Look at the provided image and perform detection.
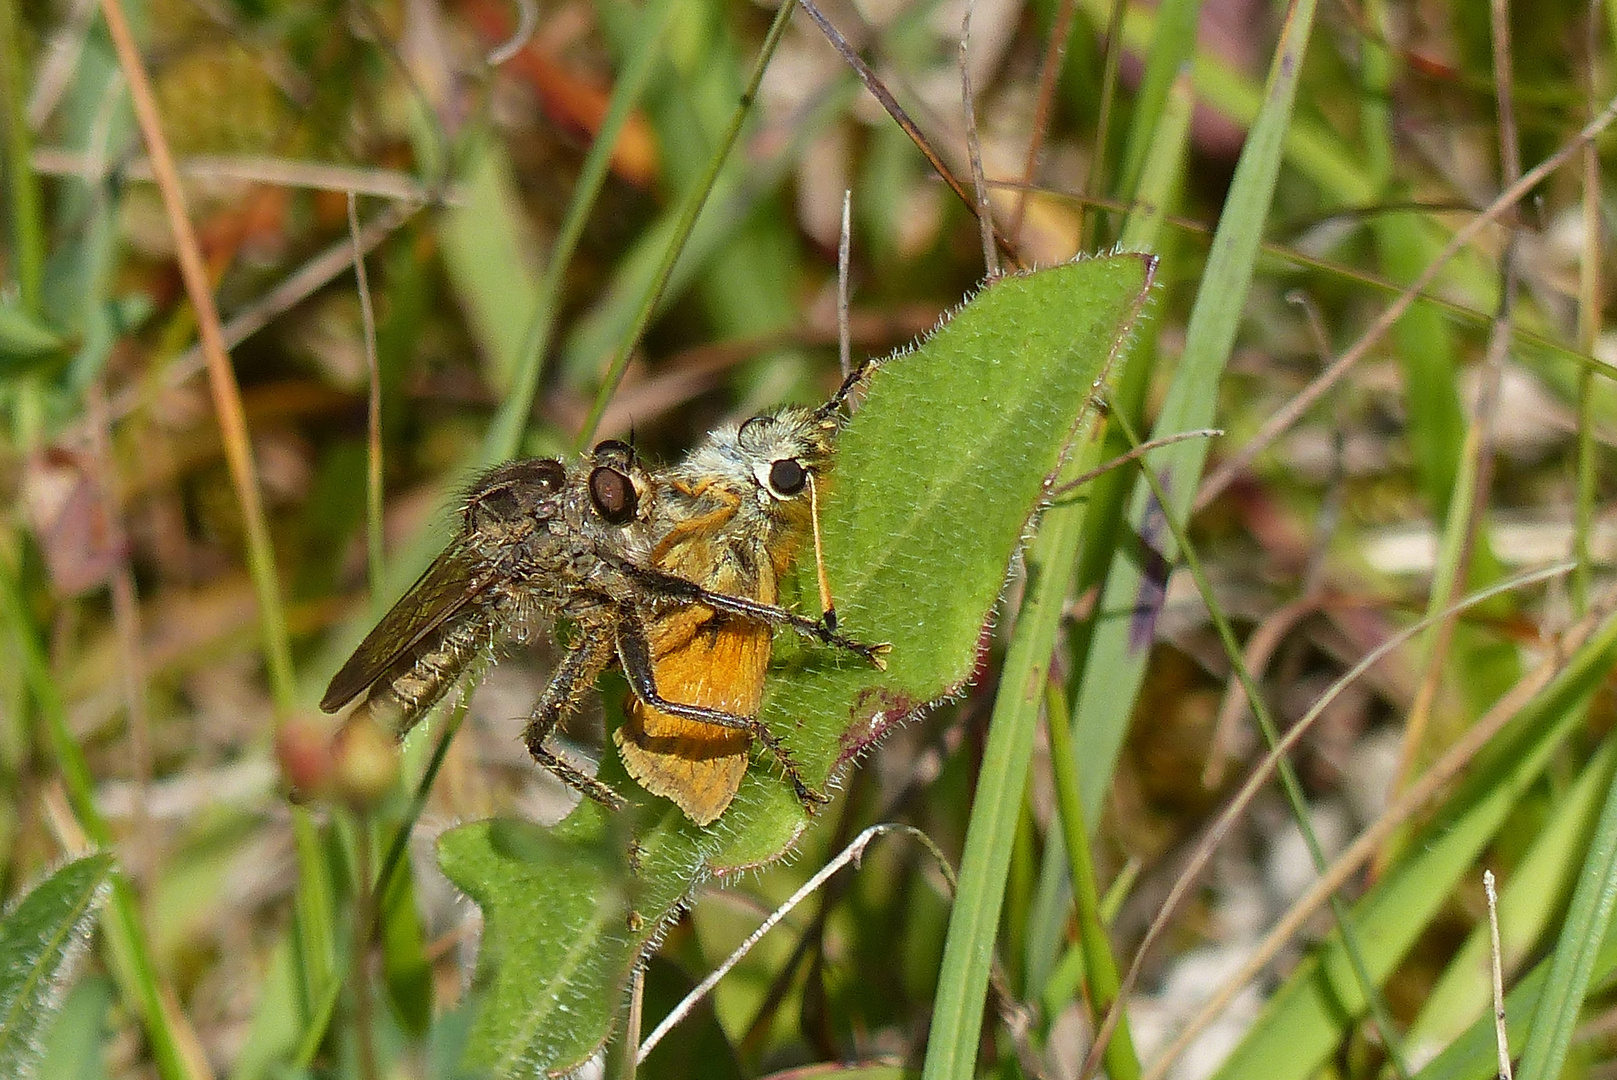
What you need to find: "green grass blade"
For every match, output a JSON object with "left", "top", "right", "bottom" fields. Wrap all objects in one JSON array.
[
  {"left": 227, "top": 937, "right": 300, "bottom": 1080},
  {"left": 0, "top": 853, "right": 113, "bottom": 1080},
  {"left": 1513, "top": 751, "right": 1617, "bottom": 1080},
  {"left": 572, "top": 0, "right": 800, "bottom": 447},
  {"left": 0, "top": 304, "right": 68, "bottom": 369},
  {"left": 1208, "top": 608, "right": 1617, "bottom": 1080},
  {"left": 1413, "top": 873, "right": 1617, "bottom": 1080},
  {"left": 1115, "top": 0, "right": 1201, "bottom": 200},
  {"left": 1023, "top": 69, "right": 1195, "bottom": 998},
  {"left": 1070, "top": 0, "right": 1318, "bottom": 824},
  {"left": 557, "top": 81, "right": 850, "bottom": 392},
  {"left": 1075, "top": 0, "right": 1370, "bottom": 204},
  {"left": 479, "top": 0, "right": 683, "bottom": 465},
  {"left": 439, "top": 256, "right": 1155, "bottom": 1076},
  {"left": 920, "top": 456, "right": 1106, "bottom": 1080},
  {"left": 0, "top": 0, "right": 44, "bottom": 317},
  {"left": 0, "top": 561, "right": 201, "bottom": 1080},
  {"left": 378, "top": 858, "right": 432, "bottom": 1037},
  {"left": 1115, "top": 409, "right": 1409, "bottom": 1071},
  {"left": 1045, "top": 680, "right": 1139, "bottom": 1080},
  {"left": 1407, "top": 738, "right": 1617, "bottom": 1058},
  {"left": 1118, "top": 70, "right": 1194, "bottom": 253},
  {"left": 438, "top": 134, "right": 542, "bottom": 396},
  {"left": 595, "top": 0, "right": 806, "bottom": 358}
]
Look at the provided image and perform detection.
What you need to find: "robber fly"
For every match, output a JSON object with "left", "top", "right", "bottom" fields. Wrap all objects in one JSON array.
[
  {"left": 321, "top": 439, "right": 880, "bottom": 809},
  {"left": 615, "top": 369, "right": 886, "bottom": 824}
]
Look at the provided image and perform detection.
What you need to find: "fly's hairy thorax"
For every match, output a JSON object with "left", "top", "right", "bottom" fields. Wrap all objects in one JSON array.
[{"left": 324, "top": 452, "right": 658, "bottom": 737}]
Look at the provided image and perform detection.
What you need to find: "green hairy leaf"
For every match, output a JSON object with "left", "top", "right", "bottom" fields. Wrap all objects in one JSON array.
[
  {"left": 438, "top": 253, "right": 1156, "bottom": 1075},
  {"left": 0, "top": 853, "right": 114, "bottom": 1080}
]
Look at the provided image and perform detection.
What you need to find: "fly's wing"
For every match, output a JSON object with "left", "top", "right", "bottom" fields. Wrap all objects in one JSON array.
[
  {"left": 320, "top": 543, "right": 499, "bottom": 712},
  {"left": 614, "top": 605, "right": 769, "bottom": 826}
]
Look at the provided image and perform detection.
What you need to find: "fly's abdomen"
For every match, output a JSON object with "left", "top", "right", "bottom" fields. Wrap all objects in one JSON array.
[{"left": 360, "top": 607, "right": 500, "bottom": 734}]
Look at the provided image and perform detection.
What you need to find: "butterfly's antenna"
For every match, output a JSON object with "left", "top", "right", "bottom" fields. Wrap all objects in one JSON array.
[
  {"left": 806, "top": 472, "right": 836, "bottom": 631},
  {"left": 813, "top": 355, "right": 879, "bottom": 423}
]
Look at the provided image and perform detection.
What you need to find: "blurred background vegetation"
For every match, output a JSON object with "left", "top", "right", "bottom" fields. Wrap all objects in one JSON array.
[{"left": 5, "top": 0, "right": 1617, "bottom": 1076}]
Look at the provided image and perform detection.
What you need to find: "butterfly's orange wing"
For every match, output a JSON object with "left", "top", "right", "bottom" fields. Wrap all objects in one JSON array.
[{"left": 614, "top": 603, "right": 769, "bottom": 825}]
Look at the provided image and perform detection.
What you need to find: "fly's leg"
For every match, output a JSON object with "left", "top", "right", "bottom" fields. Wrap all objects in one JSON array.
[
  {"left": 615, "top": 561, "right": 889, "bottom": 668},
  {"left": 613, "top": 603, "right": 830, "bottom": 810},
  {"left": 524, "top": 623, "right": 626, "bottom": 811}
]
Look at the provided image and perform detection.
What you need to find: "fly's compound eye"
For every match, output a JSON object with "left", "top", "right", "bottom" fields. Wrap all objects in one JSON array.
[
  {"left": 768, "top": 458, "right": 806, "bottom": 497},
  {"left": 592, "top": 439, "right": 635, "bottom": 466},
  {"left": 589, "top": 466, "right": 639, "bottom": 524},
  {"left": 469, "top": 486, "right": 521, "bottom": 527},
  {"left": 521, "top": 458, "right": 568, "bottom": 491}
]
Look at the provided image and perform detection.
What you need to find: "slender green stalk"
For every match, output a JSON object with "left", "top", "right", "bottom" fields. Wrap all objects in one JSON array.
[
  {"left": 376, "top": 701, "right": 467, "bottom": 920},
  {"left": 1081, "top": 0, "right": 1128, "bottom": 248},
  {"left": 352, "top": 820, "right": 379, "bottom": 1080},
  {"left": 1513, "top": 766, "right": 1617, "bottom": 1080},
  {"left": 1004, "top": 798, "right": 1037, "bottom": 993},
  {"left": 1573, "top": 18, "right": 1601, "bottom": 616},
  {"left": 349, "top": 196, "right": 385, "bottom": 601},
  {"left": 1044, "top": 679, "right": 1139, "bottom": 1080},
  {"left": 1024, "top": 70, "right": 1192, "bottom": 1001},
  {"left": 1070, "top": 0, "right": 1316, "bottom": 828},
  {"left": 920, "top": 454, "right": 1099, "bottom": 1080},
  {"left": 1607, "top": 0, "right": 1617, "bottom": 74},
  {"left": 0, "top": 0, "right": 44, "bottom": 315},
  {"left": 480, "top": 0, "right": 684, "bottom": 466},
  {"left": 1361, "top": 0, "right": 1472, "bottom": 534},
  {"left": 295, "top": 699, "right": 469, "bottom": 1067},
  {"left": 0, "top": 0, "right": 47, "bottom": 450},
  {"left": 1357, "top": 0, "right": 1393, "bottom": 190},
  {"left": 1115, "top": 0, "right": 1201, "bottom": 199},
  {"left": 606, "top": 968, "right": 643, "bottom": 1080},
  {"left": 572, "top": 0, "right": 800, "bottom": 450},
  {"left": 290, "top": 811, "right": 337, "bottom": 1047},
  {"left": 1110, "top": 408, "right": 1410, "bottom": 1077}
]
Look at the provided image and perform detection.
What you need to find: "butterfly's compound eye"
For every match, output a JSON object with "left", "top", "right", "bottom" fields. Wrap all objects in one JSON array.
[
  {"left": 768, "top": 458, "right": 806, "bottom": 497},
  {"left": 590, "top": 467, "right": 639, "bottom": 524}
]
